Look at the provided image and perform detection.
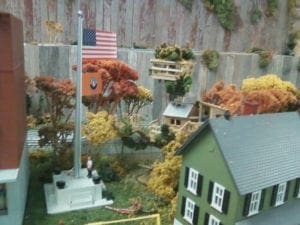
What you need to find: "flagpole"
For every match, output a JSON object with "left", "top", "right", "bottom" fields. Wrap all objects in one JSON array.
[{"left": 74, "top": 10, "right": 83, "bottom": 179}]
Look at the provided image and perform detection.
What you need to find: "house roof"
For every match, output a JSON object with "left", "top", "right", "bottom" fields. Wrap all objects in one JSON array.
[
  {"left": 235, "top": 199, "right": 300, "bottom": 225},
  {"left": 176, "top": 112, "right": 300, "bottom": 195},
  {"left": 163, "top": 103, "right": 194, "bottom": 118}
]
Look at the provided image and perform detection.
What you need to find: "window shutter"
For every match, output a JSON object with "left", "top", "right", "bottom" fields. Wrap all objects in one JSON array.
[
  {"left": 259, "top": 189, "right": 266, "bottom": 211},
  {"left": 193, "top": 205, "right": 199, "bottom": 225},
  {"left": 207, "top": 181, "right": 214, "bottom": 204},
  {"left": 222, "top": 190, "right": 230, "bottom": 214},
  {"left": 243, "top": 193, "right": 251, "bottom": 216},
  {"left": 270, "top": 185, "right": 279, "bottom": 206},
  {"left": 284, "top": 181, "right": 290, "bottom": 202},
  {"left": 294, "top": 178, "right": 300, "bottom": 197},
  {"left": 184, "top": 167, "right": 190, "bottom": 188},
  {"left": 196, "top": 174, "right": 203, "bottom": 196},
  {"left": 204, "top": 213, "right": 209, "bottom": 225},
  {"left": 181, "top": 197, "right": 186, "bottom": 216}
]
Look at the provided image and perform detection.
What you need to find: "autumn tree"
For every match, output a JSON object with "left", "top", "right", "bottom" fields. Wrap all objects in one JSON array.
[
  {"left": 35, "top": 76, "right": 75, "bottom": 158},
  {"left": 82, "top": 111, "right": 118, "bottom": 146},
  {"left": 147, "top": 132, "right": 187, "bottom": 202},
  {"left": 77, "top": 59, "right": 139, "bottom": 114},
  {"left": 123, "top": 85, "right": 153, "bottom": 116}
]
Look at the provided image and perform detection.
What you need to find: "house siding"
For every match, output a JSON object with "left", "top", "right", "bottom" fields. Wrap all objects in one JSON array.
[
  {"left": 0, "top": 144, "right": 29, "bottom": 225},
  {"left": 175, "top": 128, "right": 240, "bottom": 225},
  {"left": 236, "top": 179, "right": 299, "bottom": 222}
]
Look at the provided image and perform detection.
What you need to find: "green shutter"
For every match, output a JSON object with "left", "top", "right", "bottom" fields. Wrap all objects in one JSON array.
[
  {"left": 204, "top": 213, "right": 209, "bottom": 225},
  {"left": 207, "top": 181, "right": 214, "bottom": 204},
  {"left": 284, "top": 181, "right": 290, "bottom": 202},
  {"left": 259, "top": 189, "right": 266, "bottom": 211},
  {"left": 184, "top": 167, "right": 189, "bottom": 188},
  {"left": 222, "top": 190, "right": 230, "bottom": 214},
  {"left": 243, "top": 193, "right": 251, "bottom": 216},
  {"left": 197, "top": 174, "right": 203, "bottom": 196},
  {"left": 270, "top": 185, "right": 279, "bottom": 206},
  {"left": 294, "top": 178, "right": 300, "bottom": 197},
  {"left": 181, "top": 196, "right": 186, "bottom": 216},
  {"left": 193, "top": 205, "right": 199, "bottom": 225}
]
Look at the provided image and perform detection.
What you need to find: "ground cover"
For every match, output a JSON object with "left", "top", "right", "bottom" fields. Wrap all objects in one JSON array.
[{"left": 23, "top": 157, "right": 172, "bottom": 225}]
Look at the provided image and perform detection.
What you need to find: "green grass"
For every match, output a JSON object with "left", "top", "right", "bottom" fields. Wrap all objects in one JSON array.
[{"left": 23, "top": 163, "right": 172, "bottom": 225}]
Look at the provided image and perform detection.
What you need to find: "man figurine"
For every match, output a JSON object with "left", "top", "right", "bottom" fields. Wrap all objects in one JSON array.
[{"left": 87, "top": 156, "right": 93, "bottom": 178}]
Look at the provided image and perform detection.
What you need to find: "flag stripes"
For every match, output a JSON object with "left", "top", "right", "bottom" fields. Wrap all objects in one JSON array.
[{"left": 82, "top": 29, "right": 117, "bottom": 59}]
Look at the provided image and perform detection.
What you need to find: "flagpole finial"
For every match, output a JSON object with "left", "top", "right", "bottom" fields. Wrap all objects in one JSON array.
[{"left": 78, "top": 10, "right": 83, "bottom": 17}]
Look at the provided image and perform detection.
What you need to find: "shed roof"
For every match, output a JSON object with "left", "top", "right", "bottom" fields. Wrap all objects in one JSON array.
[
  {"left": 176, "top": 112, "right": 300, "bottom": 195},
  {"left": 163, "top": 103, "right": 194, "bottom": 118}
]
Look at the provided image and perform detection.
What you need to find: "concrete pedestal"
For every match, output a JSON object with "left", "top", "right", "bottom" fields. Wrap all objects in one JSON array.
[{"left": 44, "top": 169, "right": 113, "bottom": 214}]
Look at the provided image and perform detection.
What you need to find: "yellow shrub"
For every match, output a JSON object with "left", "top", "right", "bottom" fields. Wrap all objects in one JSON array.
[{"left": 242, "top": 74, "right": 297, "bottom": 93}]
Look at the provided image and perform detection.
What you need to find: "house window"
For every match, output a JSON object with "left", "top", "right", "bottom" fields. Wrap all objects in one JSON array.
[
  {"left": 275, "top": 182, "right": 287, "bottom": 206},
  {"left": 187, "top": 168, "right": 198, "bottom": 195},
  {"left": 184, "top": 198, "right": 195, "bottom": 224},
  {"left": 171, "top": 119, "right": 175, "bottom": 124},
  {"left": 248, "top": 190, "right": 261, "bottom": 216},
  {"left": 176, "top": 119, "right": 181, "bottom": 126},
  {"left": 208, "top": 214, "right": 220, "bottom": 225},
  {"left": 0, "top": 184, "right": 7, "bottom": 215},
  {"left": 211, "top": 183, "right": 225, "bottom": 212}
]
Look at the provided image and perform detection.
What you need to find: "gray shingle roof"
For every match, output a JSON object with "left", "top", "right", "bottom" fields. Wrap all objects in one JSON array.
[
  {"left": 163, "top": 103, "right": 194, "bottom": 118},
  {"left": 235, "top": 199, "right": 300, "bottom": 225},
  {"left": 177, "top": 112, "right": 300, "bottom": 195}
]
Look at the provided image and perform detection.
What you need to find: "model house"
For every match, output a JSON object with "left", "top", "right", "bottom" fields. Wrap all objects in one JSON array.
[
  {"left": 173, "top": 112, "right": 300, "bottom": 225},
  {"left": 163, "top": 102, "right": 199, "bottom": 130},
  {"left": 0, "top": 12, "right": 29, "bottom": 225}
]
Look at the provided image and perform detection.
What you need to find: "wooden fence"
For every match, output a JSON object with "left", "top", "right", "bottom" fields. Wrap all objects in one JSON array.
[
  {"left": 24, "top": 44, "right": 300, "bottom": 122},
  {"left": 0, "top": 0, "right": 290, "bottom": 52}
]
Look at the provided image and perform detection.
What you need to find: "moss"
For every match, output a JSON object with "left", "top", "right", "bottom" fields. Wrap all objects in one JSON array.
[
  {"left": 154, "top": 43, "right": 195, "bottom": 61},
  {"left": 201, "top": 49, "right": 219, "bottom": 71},
  {"left": 202, "top": 0, "right": 238, "bottom": 31},
  {"left": 250, "top": 7, "right": 262, "bottom": 25},
  {"left": 288, "top": 0, "right": 297, "bottom": 16},
  {"left": 247, "top": 47, "right": 273, "bottom": 69},
  {"left": 265, "top": 0, "right": 278, "bottom": 17},
  {"left": 178, "top": 0, "right": 194, "bottom": 11}
]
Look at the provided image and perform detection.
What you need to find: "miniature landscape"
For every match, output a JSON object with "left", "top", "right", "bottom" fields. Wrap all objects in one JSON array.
[{"left": 0, "top": 1, "right": 300, "bottom": 225}]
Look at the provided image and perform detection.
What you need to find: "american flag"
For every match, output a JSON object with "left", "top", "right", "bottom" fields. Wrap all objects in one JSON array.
[{"left": 82, "top": 29, "right": 117, "bottom": 59}]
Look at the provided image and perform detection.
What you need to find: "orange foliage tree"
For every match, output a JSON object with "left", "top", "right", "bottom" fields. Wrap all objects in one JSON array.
[
  {"left": 35, "top": 76, "right": 75, "bottom": 157},
  {"left": 74, "top": 59, "right": 139, "bottom": 113}
]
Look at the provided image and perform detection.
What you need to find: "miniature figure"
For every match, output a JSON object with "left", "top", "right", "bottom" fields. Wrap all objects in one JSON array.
[{"left": 87, "top": 156, "right": 93, "bottom": 178}]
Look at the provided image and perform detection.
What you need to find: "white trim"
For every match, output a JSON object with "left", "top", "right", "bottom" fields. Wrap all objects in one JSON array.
[
  {"left": 211, "top": 182, "right": 225, "bottom": 212},
  {"left": 173, "top": 218, "right": 183, "bottom": 225},
  {"left": 184, "top": 198, "right": 195, "bottom": 224},
  {"left": 208, "top": 214, "right": 220, "bottom": 225},
  {"left": 298, "top": 184, "right": 300, "bottom": 198},
  {"left": 187, "top": 168, "right": 198, "bottom": 195},
  {"left": 275, "top": 182, "right": 286, "bottom": 206},
  {"left": 248, "top": 190, "right": 261, "bottom": 216}
]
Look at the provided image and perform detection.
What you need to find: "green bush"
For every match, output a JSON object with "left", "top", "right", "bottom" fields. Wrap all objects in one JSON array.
[
  {"left": 202, "top": 0, "right": 237, "bottom": 31},
  {"left": 201, "top": 49, "right": 219, "bottom": 70}
]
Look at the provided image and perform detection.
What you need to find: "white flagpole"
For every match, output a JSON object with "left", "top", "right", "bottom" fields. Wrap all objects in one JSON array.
[{"left": 74, "top": 10, "right": 83, "bottom": 178}]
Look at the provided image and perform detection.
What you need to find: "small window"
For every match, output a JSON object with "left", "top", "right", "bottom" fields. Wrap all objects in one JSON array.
[
  {"left": 187, "top": 168, "right": 198, "bottom": 195},
  {"left": 184, "top": 198, "right": 195, "bottom": 224},
  {"left": 208, "top": 214, "right": 220, "bottom": 225},
  {"left": 0, "top": 184, "right": 7, "bottom": 215},
  {"left": 275, "top": 182, "right": 286, "bottom": 206},
  {"left": 211, "top": 183, "right": 225, "bottom": 212},
  {"left": 248, "top": 190, "right": 261, "bottom": 216},
  {"left": 170, "top": 119, "right": 175, "bottom": 124},
  {"left": 176, "top": 119, "right": 181, "bottom": 125}
]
